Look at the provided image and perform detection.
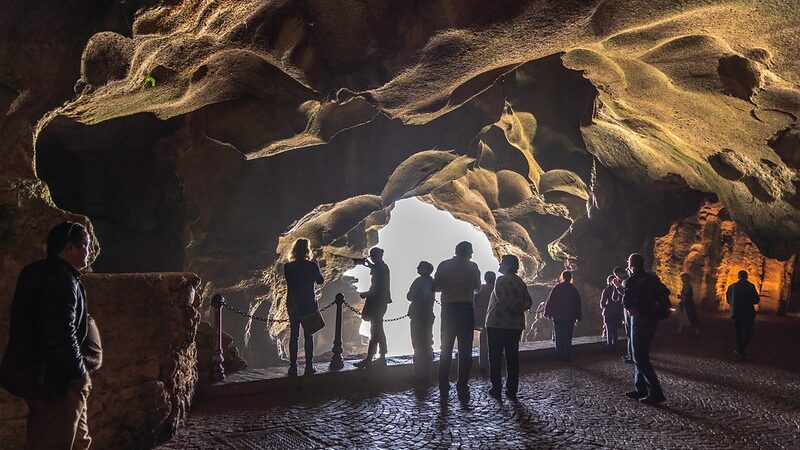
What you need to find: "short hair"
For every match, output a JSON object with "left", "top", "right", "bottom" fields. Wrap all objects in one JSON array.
[
  {"left": 484, "top": 271, "right": 497, "bottom": 283},
  {"left": 455, "top": 241, "right": 473, "bottom": 257},
  {"left": 369, "top": 247, "right": 384, "bottom": 259},
  {"left": 628, "top": 253, "right": 645, "bottom": 270},
  {"left": 501, "top": 255, "right": 520, "bottom": 273},
  {"left": 561, "top": 270, "right": 572, "bottom": 282},
  {"left": 47, "top": 222, "right": 88, "bottom": 256},
  {"left": 290, "top": 238, "right": 312, "bottom": 261},
  {"left": 680, "top": 272, "right": 691, "bottom": 282},
  {"left": 738, "top": 270, "right": 748, "bottom": 280},
  {"left": 418, "top": 261, "right": 434, "bottom": 275},
  {"left": 607, "top": 275, "right": 616, "bottom": 284},
  {"left": 613, "top": 266, "right": 626, "bottom": 276}
]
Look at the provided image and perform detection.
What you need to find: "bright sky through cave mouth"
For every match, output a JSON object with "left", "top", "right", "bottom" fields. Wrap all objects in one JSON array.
[{"left": 345, "top": 197, "right": 499, "bottom": 356}]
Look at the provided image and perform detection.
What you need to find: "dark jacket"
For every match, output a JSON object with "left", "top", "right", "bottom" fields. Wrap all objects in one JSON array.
[
  {"left": 362, "top": 261, "right": 391, "bottom": 320},
  {"left": 544, "top": 282, "right": 582, "bottom": 321},
  {"left": 726, "top": 279, "right": 760, "bottom": 319},
  {"left": 284, "top": 259, "right": 324, "bottom": 319},
  {"left": 1, "top": 257, "right": 88, "bottom": 398},
  {"left": 622, "top": 270, "right": 647, "bottom": 312},
  {"left": 600, "top": 285, "right": 623, "bottom": 323}
]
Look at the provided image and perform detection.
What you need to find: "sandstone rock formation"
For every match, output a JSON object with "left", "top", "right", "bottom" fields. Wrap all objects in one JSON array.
[{"left": 1, "top": 0, "right": 798, "bottom": 372}]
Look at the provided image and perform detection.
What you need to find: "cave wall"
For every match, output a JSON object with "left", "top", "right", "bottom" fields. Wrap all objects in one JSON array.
[
  {"left": 654, "top": 200, "right": 796, "bottom": 313},
  {"left": 0, "top": 0, "right": 797, "bottom": 372},
  {"left": 0, "top": 273, "right": 201, "bottom": 450}
]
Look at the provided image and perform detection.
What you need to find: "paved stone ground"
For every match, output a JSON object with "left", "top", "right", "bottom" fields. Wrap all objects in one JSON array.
[{"left": 157, "top": 313, "right": 800, "bottom": 449}]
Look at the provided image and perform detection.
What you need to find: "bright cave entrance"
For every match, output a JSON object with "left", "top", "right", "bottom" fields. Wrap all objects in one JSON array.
[{"left": 345, "top": 197, "right": 499, "bottom": 357}]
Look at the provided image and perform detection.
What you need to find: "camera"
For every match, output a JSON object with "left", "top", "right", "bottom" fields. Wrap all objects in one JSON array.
[{"left": 352, "top": 258, "right": 368, "bottom": 266}]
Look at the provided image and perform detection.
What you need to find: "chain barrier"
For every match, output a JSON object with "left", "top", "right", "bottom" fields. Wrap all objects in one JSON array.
[
  {"left": 221, "top": 300, "right": 338, "bottom": 323},
  {"left": 341, "top": 299, "right": 409, "bottom": 322}
]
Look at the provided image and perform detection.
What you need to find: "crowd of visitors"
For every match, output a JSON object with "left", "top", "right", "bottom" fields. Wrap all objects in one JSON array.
[{"left": 0, "top": 224, "right": 771, "bottom": 448}]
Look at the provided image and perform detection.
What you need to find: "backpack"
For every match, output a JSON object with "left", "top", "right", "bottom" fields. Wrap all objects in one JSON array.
[{"left": 637, "top": 273, "right": 671, "bottom": 320}]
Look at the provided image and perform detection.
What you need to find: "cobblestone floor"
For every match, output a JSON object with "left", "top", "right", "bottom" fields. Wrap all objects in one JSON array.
[{"left": 157, "top": 313, "right": 800, "bottom": 449}]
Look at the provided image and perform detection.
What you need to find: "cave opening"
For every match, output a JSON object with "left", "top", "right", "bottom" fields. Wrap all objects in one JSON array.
[{"left": 344, "top": 197, "right": 499, "bottom": 356}]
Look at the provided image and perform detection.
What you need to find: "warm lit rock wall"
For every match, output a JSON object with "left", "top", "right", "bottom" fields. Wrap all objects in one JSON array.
[
  {"left": 0, "top": 273, "right": 202, "bottom": 450},
  {"left": 654, "top": 201, "right": 795, "bottom": 313}
]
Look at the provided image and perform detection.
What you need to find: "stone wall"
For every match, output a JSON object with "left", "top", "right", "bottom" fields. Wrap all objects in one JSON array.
[
  {"left": 0, "top": 273, "right": 202, "bottom": 450},
  {"left": 654, "top": 201, "right": 796, "bottom": 313}
]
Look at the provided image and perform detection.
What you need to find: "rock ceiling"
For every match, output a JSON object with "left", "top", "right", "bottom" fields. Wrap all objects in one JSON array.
[{"left": 1, "top": 0, "right": 798, "bottom": 362}]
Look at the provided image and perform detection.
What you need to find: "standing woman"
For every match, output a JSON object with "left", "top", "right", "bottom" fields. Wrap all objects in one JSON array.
[
  {"left": 284, "top": 238, "right": 325, "bottom": 376},
  {"left": 677, "top": 272, "right": 701, "bottom": 336},
  {"left": 600, "top": 275, "right": 624, "bottom": 351},
  {"left": 485, "top": 255, "right": 532, "bottom": 399}
]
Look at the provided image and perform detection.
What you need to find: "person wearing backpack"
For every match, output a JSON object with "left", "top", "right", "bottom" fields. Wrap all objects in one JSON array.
[
  {"left": 0, "top": 222, "right": 100, "bottom": 449},
  {"left": 621, "top": 253, "right": 666, "bottom": 405}
]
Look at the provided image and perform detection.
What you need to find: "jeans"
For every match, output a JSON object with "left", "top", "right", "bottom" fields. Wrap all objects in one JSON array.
[
  {"left": 26, "top": 375, "right": 91, "bottom": 450},
  {"left": 631, "top": 316, "right": 663, "bottom": 396},
  {"left": 734, "top": 317, "right": 755, "bottom": 355},
  {"left": 624, "top": 312, "right": 633, "bottom": 358},
  {"left": 605, "top": 320, "right": 618, "bottom": 349},
  {"left": 410, "top": 317, "right": 434, "bottom": 381},
  {"left": 487, "top": 328, "right": 522, "bottom": 394},
  {"left": 289, "top": 319, "right": 314, "bottom": 367},
  {"left": 439, "top": 303, "right": 474, "bottom": 391},
  {"left": 553, "top": 319, "right": 575, "bottom": 360},
  {"left": 367, "top": 316, "right": 388, "bottom": 358},
  {"left": 479, "top": 329, "right": 488, "bottom": 369}
]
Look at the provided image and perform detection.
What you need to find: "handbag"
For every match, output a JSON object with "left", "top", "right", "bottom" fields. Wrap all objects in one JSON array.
[{"left": 299, "top": 310, "right": 325, "bottom": 335}]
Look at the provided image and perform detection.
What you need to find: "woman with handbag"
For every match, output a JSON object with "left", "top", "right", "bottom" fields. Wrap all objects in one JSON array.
[{"left": 284, "top": 238, "right": 325, "bottom": 376}]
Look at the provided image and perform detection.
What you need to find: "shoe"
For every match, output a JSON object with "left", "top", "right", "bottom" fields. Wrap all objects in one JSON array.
[
  {"left": 734, "top": 350, "right": 746, "bottom": 361},
  {"left": 487, "top": 388, "right": 501, "bottom": 399},
  {"left": 304, "top": 365, "right": 316, "bottom": 376},
  {"left": 625, "top": 390, "right": 647, "bottom": 400},
  {"left": 374, "top": 357, "right": 388, "bottom": 368},
  {"left": 353, "top": 358, "right": 373, "bottom": 369},
  {"left": 288, "top": 365, "right": 298, "bottom": 377},
  {"left": 640, "top": 394, "right": 666, "bottom": 405},
  {"left": 457, "top": 387, "right": 470, "bottom": 401}
]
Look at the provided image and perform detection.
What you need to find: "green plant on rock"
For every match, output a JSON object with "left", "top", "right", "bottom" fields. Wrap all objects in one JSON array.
[{"left": 143, "top": 74, "right": 156, "bottom": 88}]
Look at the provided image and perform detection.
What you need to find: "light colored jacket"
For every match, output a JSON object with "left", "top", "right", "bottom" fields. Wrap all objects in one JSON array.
[{"left": 486, "top": 274, "right": 533, "bottom": 329}]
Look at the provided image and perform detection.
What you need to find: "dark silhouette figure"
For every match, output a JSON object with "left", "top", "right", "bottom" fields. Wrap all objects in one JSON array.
[
  {"left": 677, "top": 272, "right": 701, "bottom": 336},
  {"left": 544, "top": 271, "right": 582, "bottom": 361},
  {"left": 283, "top": 238, "right": 325, "bottom": 376},
  {"left": 474, "top": 271, "right": 496, "bottom": 373},
  {"left": 600, "top": 275, "right": 624, "bottom": 351},
  {"left": 434, "top": 241, "right": 481, "bottom": 400},
  {"left": 0, "top": 222, "right": 97, "bottom": 449},
  {"left": 622, "top": 253, "right": 666, "bottom": 405},
  {"left": 726, "top": 270, "right": 760, "bottom": 361},
  {"left": 355, "top": 247, "right": 392, "bottom": 369},
  {"left": 485, "top": 255, "right": 532, "bottom": 399},
  {"left": 407, "top": 261, "right": 435, "bottom": 384},
  {"left": 614, "top": 266, "right": 633, "bottom": 363}
]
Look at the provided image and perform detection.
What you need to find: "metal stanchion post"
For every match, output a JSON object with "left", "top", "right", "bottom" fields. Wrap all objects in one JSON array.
[
  {"left": 329, "top": 293, "right": 345, "bottom": 371},
  {"left": 211, "top": 294, "right": 226, "bottom": 381}
]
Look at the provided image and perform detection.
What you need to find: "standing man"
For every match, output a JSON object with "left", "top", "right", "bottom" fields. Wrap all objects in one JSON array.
[
  {"left": 614, "top": 266, "right": 633, "bottom": 363},
  {"left": 544, "top": 271, "right": 582, "bottom": 361},
  {"left": 1, "top": 221, "right": 98, "bottom": 449},
  {"left": 473, "top": 271, "right": 496, "bottom": 374},
  {"left": 622, "top": 253, "right": 666, "bottom": 405},
  {"left": 354, "top": 247, "right": 392, "bottom": 369},
  {"left": 726, "top": 270, "right": 760, "bottom": 361},
  {"left": 434, "top": 241, "right": 481, "bottom": 400}
]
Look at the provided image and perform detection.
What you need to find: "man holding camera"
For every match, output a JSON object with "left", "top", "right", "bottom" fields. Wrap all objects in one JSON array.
[{"left": 354, "top": 247, "right": 392, "bottom": 369}]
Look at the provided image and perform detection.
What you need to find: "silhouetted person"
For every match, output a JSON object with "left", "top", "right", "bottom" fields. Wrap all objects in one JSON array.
[
  {"left": 726, "top": 270, "right": 760, "bottom": 361},
  {"left": 0, "top": 222, "right": 97, "bottom": 449},
  {"left": 434, "top": 241, "right": 481, "bottom": 400},
  {"left": 601, "top": 275, "right": 624, "bottom": 351},
  {"left": 474, "top": 271, "right": 496, "bottom": 373},
  {"left": 622, "top": 253, "right": 666, "bottom": 405},
  {"left": 614, "top": 266, "right": 633, "bottom": 363},
  {"left": 283, "top": 238, "right": 325, "bottom": 376},
  {"left": 485, "top": 255, "right": 532, "bottom": 399},
  {"left": 407, "top": 261, "right": 435, "bottom": 384},
  {"left": 355, "top": 247, "right": 392, "bottom": 369},
  {"left": 544, "top": 271, "right": 582, "bottom": 361},
  {"left": 677, "top": 272, "right": 700, "bottom": 336}
]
